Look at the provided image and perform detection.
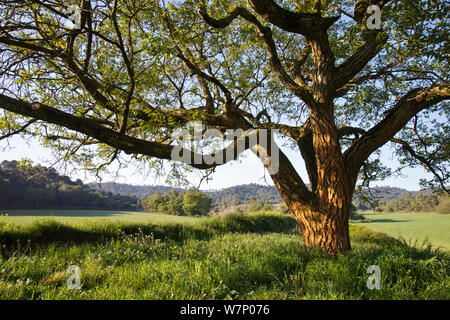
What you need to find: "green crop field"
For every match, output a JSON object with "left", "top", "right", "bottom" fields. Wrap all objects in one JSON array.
[
  {"left": 358, "top": 212, "right": 450, "bottom": 252},
  {"left": 0, "top": 210, "right": 448, "bottom": 299}
]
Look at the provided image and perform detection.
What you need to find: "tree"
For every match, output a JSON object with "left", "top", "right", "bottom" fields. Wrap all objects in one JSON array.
[
  {"left": 0, "top": 160, "right": 137, "bottom": 210},
  {"left": 434, "top": 197, "right": 450, "bottom": 214},
  {"left": 248, "top": 198, "right": 266, "bottom": 212},
  {"left": 0, "top": 0, "right": 448, "bottom": 256},
  {"left": 182, "top": 189, "right": 213, "bottom": 216},
  {"left": 384, "top": 200, "right": 393, "bottom": 213},
  {"left": 141, "top": 191, "right": 165, "bottom": 213}
]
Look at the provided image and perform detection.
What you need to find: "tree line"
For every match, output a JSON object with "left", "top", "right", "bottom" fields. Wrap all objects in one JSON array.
[
  {"left": 384, "top": 193, "right": 449, "bottom": 214},
  {"left": 0, "top": 160, "right": 137, "bottom": 210},
  {"left": 141, "top": 189, "right": 212, "bottom": 216}
]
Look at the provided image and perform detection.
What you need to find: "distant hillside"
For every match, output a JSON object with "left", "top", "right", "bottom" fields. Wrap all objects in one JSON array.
[
  {"left": 89, "top": 182, "right": 283, "bottom": 205},
  {"left": 90, "top": 182, "right": 426, "bottom": 209},
  {"left": 2, "top": 160, "right": 445, "bottom": 213},
  {"left": 207, "top": 184, "right": 283, "bottom": 205},
  {"left": 89, "top": 182, "right": 185, "bottom": 199},
  {"left": 0, "top": 161, "right": 137, "bottom": 210}
]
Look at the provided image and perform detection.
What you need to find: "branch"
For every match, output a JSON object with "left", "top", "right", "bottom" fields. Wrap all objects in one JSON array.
[
  {"left": 247, "top": 0, "right": 338, "bottom": 36},
  {"left": 174, "top": 46, "right": 221, "bottom": 113},
  {"left": 0, "top": 119, "right": 37, "bottom": 140},
  {"left": 334, "top": 60, "right": 402, "bottom": 97},
  {"left": 338, "top": 126, "right": 366, "bottom": 138},
  {"left": 344, "top": 84, "right": 450, "bottom": 185},
  {"left": 111, "top": 0, "right": 135, "bottom": 134},
  {"left": 291, "top": 44, "right": 311, "bottom": 84},
  {"left": 0, "top": 94, "right": 258, "bottom": 170},
  {"left": 175, "top": 46, "right": 233, "bottom": 106},
  {"left": 333, "top": 0, "right": 393, "bottom": 92},
  {"left": 391, "top": 138, "right": 449, "bottom": 194},
  {"left": 199, "top": 5, "right": 315, "bottom": 106},
  {"left": 0, "top": 34, "right": 115, "bottom": 114}
]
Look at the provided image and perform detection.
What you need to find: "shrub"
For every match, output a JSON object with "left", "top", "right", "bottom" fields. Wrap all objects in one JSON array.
[
  {"left": 247, "top": 199, "right": 266, "bottom": 212},
  {"left": 435, "top": 198, "right": 450, "bottom": 214},
  {"left": 141, "top": 190, "right": 184, "bottom": 215},
  {"left": 182, "top": 189, "right": 213, "bottom": 216}
]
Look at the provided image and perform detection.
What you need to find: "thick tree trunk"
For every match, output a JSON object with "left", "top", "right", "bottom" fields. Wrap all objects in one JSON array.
[
  {"left": 269, "top": 105, "right": 354, "bottom": 257},
  {"left": 289, "top": 201, "right": 351, "bottom": 256},
  {"left": 271, "top": 149, "right": 353, "bottom": 257}
]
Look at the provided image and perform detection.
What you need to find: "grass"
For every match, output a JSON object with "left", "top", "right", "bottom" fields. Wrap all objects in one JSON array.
[
  {"left": 0, "top": 210, "right": 448, "bottom": 300},
  {"left": 0, "top": 210, "right": 200, "bottom": 225},
  {"left": 358, "top": 212, "right": 450, "bottom": 252}
]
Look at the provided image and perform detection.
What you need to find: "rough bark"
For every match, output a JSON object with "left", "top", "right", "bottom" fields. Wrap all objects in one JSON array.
[
  {"left": 290, "top": 201, "right": 351, "bottom": 256},
  {"left": 270, "top": 146, "right": 352, "bottom": 257},
  {"left": 268, "top": 120, "right": 352, "bottom": 256}
]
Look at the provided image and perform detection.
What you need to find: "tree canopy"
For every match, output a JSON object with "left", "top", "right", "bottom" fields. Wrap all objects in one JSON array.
[{"left": 0, "top": 0, "right": 448, "bottom": 255}]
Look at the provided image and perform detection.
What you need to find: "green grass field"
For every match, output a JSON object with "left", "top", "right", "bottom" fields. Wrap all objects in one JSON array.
[
  {"left": 0, "top": 210, "right": 448, "bottom": 299},
  {"left": 358, "top": 212, "right": 450, "bottom": 252},
  {"left": 0, "top": 210, "right": 199, "bottom": 225}
]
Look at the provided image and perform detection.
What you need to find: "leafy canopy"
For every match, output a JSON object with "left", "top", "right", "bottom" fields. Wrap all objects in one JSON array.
[{"left": 0, "top": 0, "right": 448, "bottom": 192}]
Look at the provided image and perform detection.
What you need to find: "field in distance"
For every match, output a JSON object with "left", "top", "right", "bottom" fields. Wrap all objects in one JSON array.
[
  {"left": 358, "top": 212, "right": 450, "bottom": 251},
  {"left": 0, "top": 210, "right": 199, "bottom": 226}
]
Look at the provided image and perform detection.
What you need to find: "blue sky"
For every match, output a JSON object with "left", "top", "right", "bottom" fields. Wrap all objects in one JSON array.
[{"left": 0, "top": 134, "right": 433, "bottom": 191}]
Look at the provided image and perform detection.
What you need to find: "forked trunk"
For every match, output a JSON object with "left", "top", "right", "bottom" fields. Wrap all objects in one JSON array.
[
  {"left": 271, "top": 154, "right": 353, "bottom": 257},
  {"left": 269, "top": 114, "right": 354, "bottom": 257}
]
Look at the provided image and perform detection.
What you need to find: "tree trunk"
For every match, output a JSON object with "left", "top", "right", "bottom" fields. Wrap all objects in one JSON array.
[
  {"left": 271, "top": 150, "right": 353, "bottom": 257},
  {"left": 269, "top": 108, "right": 354, "bottom": 257},
  {"left": 289, "top": 201, "right": 351, "bottom": 256}
]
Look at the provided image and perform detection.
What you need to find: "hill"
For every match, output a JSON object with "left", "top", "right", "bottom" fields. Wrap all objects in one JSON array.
[
  {"left": 0, "top": 160, "right": 137, "bottom": 210},
  {"left": 2, "top": 160, "right": 446, "bottom": 212},
  {"left": 90, "top": 182, "right": 427, "bottom": 207},
  {"left": 89, "top": 182, "right": 284, "bottom": 205},
  {"left": 89, "top": 182, "right": 185, "bottom": 199}
]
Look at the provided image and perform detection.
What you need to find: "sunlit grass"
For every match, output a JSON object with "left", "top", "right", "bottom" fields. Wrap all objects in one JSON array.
[
  {"left": 0, "top": 210, "right": 200, "bottom": 226},
  {"left": 359, "top": 212, "right": 450, "bottom": 251},
  {"left": 0, "top": 211, "right": 448, "bottom": 300}
]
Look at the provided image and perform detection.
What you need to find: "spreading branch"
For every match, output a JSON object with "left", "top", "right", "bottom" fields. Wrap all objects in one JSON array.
[
  {"left": 199, "top": 4, "right": 315, "bottom": 106},
  {"left": 391, "top": 138, "right": 449, "bottom": 194},
  {"left": 0, "top": 94, "right": 264, "bottom": 170},
  {"left": 247, "top": 0, "right": 338, "bottom": 36},
  {"left": 344, "top": 85, "right": 450, "bottom": 185}
]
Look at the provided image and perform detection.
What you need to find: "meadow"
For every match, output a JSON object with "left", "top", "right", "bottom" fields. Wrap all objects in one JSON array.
[
  {"left": 0, "top": 210, "right": 199, "bottom": 226},
  {"left": 0, "top": 210, "right": 448, "bottom": 299},
  {"left": 360, "top": 212, "right": 450, "bottom": 252}
]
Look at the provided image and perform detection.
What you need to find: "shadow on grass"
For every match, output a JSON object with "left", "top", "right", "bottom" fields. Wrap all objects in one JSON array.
[
  {"left": 369, "top": 219, "right": 411, "bottom": 223},
  {"left": 0, "top": 213, "right": 297, "bottom": 256}
]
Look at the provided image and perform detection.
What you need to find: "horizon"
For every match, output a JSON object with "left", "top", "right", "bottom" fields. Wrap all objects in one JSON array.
[
  {"left": 1, "top": 135, "right": 434, "bottom": 193},
  {"left": 88, "top": 180, "right": 420, "bottom": 193}
]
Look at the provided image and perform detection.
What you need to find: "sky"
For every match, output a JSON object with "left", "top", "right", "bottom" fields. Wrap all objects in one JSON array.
[{"left": 0, "top": 134, "right": 434, "bottom": 192}]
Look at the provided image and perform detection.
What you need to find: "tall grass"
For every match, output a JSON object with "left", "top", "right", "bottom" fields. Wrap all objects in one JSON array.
[
  {"left": 0, "top": 211, "right": 296, "bottom": 250},
  {"left": 0, "top": 212, "right": 448, "bottom": 300}
]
